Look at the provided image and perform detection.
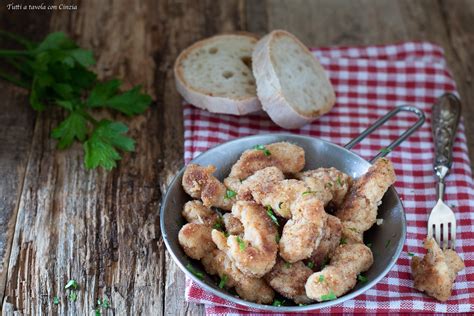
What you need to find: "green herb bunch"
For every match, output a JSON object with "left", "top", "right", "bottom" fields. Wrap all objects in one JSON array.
[{"left": 0, "top": 31, "right": 152, "bottom": 170}]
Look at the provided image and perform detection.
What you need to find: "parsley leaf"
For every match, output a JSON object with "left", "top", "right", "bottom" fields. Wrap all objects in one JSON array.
[
  {"left": 83, "top": 120, "right": 135, "bottom": 170},
  {"left": 380, "top": 147, "right": 392, "bottom": 155},
  {"left": 284, "top": 261, "right": 291, "bottom": 268},
  {"left": 318, "top": 275, "right": 325, "bottom": 283},
  {"left": 51, "top": 111, "right": 87, "bottom": 149},
  {"left": 337, "top": 175, "right": 343, "bottom": 186},
  {"left": 307, "top": 261, "right": 315, "bottom": 269},
  {"left": 302, "top": 190, "right": 316, "bottom": 196},
  {"left": 265, "top": 205, "right": 279, "bottom": 226},
  {"left": 69, "top": 291, "right": 78, "bottom": 302},
  {"left": 357, "top": 274, "right": 368, "bottom": 283},
  {"left": 236, "top": 236, "right": 246, "bottom": 251},
  {"left": 219, "top": 275, "right": 228, "bottom": 289},
  {"left": 408, "top": 252, "right": 415, "bottom": 257},
  {"left": 53, "top": 296, "right": 60, "bottom": 305},
  {"left": 340, "top": 237, "right": 347, "bottom": 245},
  {"left": 253, "top": 144, "right": 271, "bottom": 156},
  {"left": 272, "top": 299, "right": 285, "bottom": 306},
  {"left": 224, "top": 189, "right": 237, "bottom": 200},
  {"left": 64, "top": 279, "right": 78, "bottom": 290},
  {"left": 186, "top": 264, "right": 204, "bottom": 279},
  {"left": 320, "top": 290, "right": 337, "bottom": 301},
  {"left": 275, "top": 233, "right": 280, "bottom": 243},
  {"left": 0, "top": 31, "right": 152, "bottom": 170}
]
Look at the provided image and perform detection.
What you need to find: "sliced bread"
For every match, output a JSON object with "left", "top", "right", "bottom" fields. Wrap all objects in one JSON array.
[
  {"left": 174, "top": 33, "right": 261, "bottom": 115},
  {"left": 252, "top": 30, "right": 336, "bottom": 129}
]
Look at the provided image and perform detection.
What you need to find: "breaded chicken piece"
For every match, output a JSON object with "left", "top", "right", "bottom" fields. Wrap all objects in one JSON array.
[
  {"left": 182, "top": 200, "right": 220, "bottom": 226},
  {"left": 279, "top": 196, "right": 327, "bottom": 263},
  {"left": 310, "top": 215, "right": 342, "bottom": 268},
  {"left": 178, "top": 223, "right": 216, "bottom": 260},
  {"left": 182, "top": 164, "right": 233, "bottom": 211},
  {"left": 178, "top": 206, "right": 274, "bottom": 304},
  {"left": 223, "top": 213, "right": 244, "bottom": 235},
  {"left": 224, "top": 142, "right": 305, "bottom": 191},
  {"left": 297, "top": 167, "right": 352, "bottom": 207},
  {"left": 202, "top": 249, "right": 275, "bottom": 304},
  {"left": 305, "top": 243, "right": 373, "bottom": 301},
  {"left": 336, "top": 158, "right": 396, "bottom": 236},
  {"left": 238, "top": 167, "right": 303, "bottom": 218},
  {"left": 212, "top": 201, "right": 278, "bottom": 277},
  {"left": 265, "top": 258, "right": 314, "bottom": 304},
  {"left": 411, "top": 238, "right": 465, "bottom": 302}
]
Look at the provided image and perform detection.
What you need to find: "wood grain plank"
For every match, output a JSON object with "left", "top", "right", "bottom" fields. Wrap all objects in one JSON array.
[
  {"left": 0, "top": 4, "right": 51, "bottom": 306},
  {"left": 3, "top": 0, "right": 165, "bottom": 314}
]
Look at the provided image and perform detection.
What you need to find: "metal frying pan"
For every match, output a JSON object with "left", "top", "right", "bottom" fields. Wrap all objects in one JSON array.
[{"left": 160, "top": 105, "right": 425, "bottom": 311}]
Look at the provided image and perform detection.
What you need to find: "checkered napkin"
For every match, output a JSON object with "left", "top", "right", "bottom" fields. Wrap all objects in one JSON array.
[{"left": 182, "top": 42, "right": 474, "bottom": 314}]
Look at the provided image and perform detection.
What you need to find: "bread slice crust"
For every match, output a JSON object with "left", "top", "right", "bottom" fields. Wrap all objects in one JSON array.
[
  {"left": 252, "top": 30, "right": 335, "bottom": 129},
  {"left": 174, "top": 33, "right": 261, "bottom": 115}
]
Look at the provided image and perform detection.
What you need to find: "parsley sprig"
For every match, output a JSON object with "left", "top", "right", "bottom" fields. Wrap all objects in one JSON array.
[{"left": 0, "top": 31, "right": 152, "bottom": 170}]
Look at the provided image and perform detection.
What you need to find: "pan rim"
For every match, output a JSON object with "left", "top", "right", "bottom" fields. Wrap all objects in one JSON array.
[{"left": 160, "top": 133, "right": 407, "bottom": 311}]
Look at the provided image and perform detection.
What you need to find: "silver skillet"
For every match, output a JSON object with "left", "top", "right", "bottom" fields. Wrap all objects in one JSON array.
[{"left": 160, "top": 105, "right": 425, "bottom": 311}]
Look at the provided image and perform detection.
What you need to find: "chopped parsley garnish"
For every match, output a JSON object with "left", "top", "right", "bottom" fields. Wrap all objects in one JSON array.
[
  {"left": 380, "top": 147, "right": 392, "bottom": 155},
  {"left": 53, "top": 296, "right": 59, "bottom": 305},
  {"left": 302, "top": 190, "right": 316, "bottom": 196},
  {"left": 65, "top": 279, "right": 78, "bottom": 290},
  {"left": 236, "top": 236, "right": 246, "bottom": 251},
  {"left": 385, "top": 239, "right": 391, "bottom": 248},
  {"left": 272, "top": 299, "right": 285, "bottom": 306},
  {"left": 275, "top": 233, "right": 280, "bottom": 243},
  {"left": 337, "top": 176, "right": 343, "bottom": 186},
  {"left": 97, "top": 297, "right": 110, "bottom": 309},
  {"left": 69, "top": 291, "right": 78, "bottom": 302},
  {"left": 349, "top": 227, "right": 358, "bottom": 232},
  {"left": 408, "top": 252, "right": 415, "bottom": 257},
  {"left": 357, "top": 274, "right": 368, "bottom": 283},
  {"left": 186, "top": 264, "right": 204, "bottom": 279},
  {"left": 298, "top": 303, "right": 306, "bottom": 306},
  {"left": 212, "top": 220, "right": 223, "bottom": 231},
  {"left": 320, "top": 290, "right": 337, "bottom": 301},
  {"left": 340, "top": 237, "right": 347, "bottom": 245},
  {"left": 254, "top": 144, "right": 271, "bottom": 156},
  {"left": 284, "top": 261, "right": 292, "bottom": 268},
  {"left": 325, "top": 182, "right": 333, "bottom": 189},
  {"left": 219, "top": 275, "right": 228, "bottom": 289},
  {"left": 307, "top": 261, "right": 315, "bottom": 269},
  {"left": 318, "top": 275, "right": 325, "bottom": 283},
  {"left": 224, "top": 231, "right": 230, "bottom": 238},
  {"left": 225, "top": 189, "right": 237, "bottom": 199},
  {"left": 265, "top": 205, "right": 279, "bottom": 226}
]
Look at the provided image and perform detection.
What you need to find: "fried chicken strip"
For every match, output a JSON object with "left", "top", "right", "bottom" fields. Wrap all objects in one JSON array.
[
  {"left": 309, "top": 215, "right": 342, "bottom": 268},
  {"left": 335, "top": 158, "right": 396, "bottom": 240},
  {"left": 182, "top": 200, "right": 220, "bottom": 226},
  {"left": 297, "top": 167, "right": 352, "bottom": 207},
  {"left": 305, "top": 243, "right": 373, "bottom": 301},
  {"left": 264, "top": 258, "right": 313, "bottom": 304},
  {"left": 224, "top": 142, "right": 305, "bottom": 192},
  {"left": 223, "top": 213, "right": 244, "bottom": 235},
  {"left": 279, "top": 196, "right": 327, "bottom": 263},
  {"left": 411, "top": 238, "right": 465, "bottom": 302},
  {"left": 212, "top": 201, "right": 278, "bottom": 277},
  {"left": 178, "top": 201, "right": 274, "bottom": 304},
  {"left": 202, "top": 249, "right": 275, "bottom": 304},
  {"left": 182, "top": 164, "right": 233, "bottom": 210}
]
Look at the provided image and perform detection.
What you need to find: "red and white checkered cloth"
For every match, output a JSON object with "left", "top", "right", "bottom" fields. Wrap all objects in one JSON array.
[{"left": 182, "top": 42, "right": 474, "bottom": 314}]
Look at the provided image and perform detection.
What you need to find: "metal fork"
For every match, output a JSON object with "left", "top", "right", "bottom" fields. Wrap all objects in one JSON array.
[{"left": 428, "top": 93, "right": 461, "bottom": 250}]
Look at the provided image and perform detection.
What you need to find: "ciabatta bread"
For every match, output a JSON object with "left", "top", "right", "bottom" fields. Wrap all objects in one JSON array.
[
  {"left": 252, "top": 30, "right": 335, "bottom": 129},
  {"left": 174, "top": 33, "right": 261, "bottom": 115}
]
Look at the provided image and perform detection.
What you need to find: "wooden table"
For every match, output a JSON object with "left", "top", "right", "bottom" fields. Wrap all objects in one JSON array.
[{"left": 0, "top": 1, "right": 473, "bottom": 314}]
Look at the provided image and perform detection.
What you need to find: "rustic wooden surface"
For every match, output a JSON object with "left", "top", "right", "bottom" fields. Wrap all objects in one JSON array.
[{"left": 0, "top": 0, "right": 472, "bottom": 315}]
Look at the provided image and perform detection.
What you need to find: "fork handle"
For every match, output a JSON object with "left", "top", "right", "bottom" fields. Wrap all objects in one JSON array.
[{"left": 432, "top": 93, "right": 461, "bottom": 199}]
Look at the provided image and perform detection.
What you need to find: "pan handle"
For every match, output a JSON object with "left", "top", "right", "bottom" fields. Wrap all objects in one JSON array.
[{"left": 344, "top": 105, "right": 425, "bottom": 163}]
